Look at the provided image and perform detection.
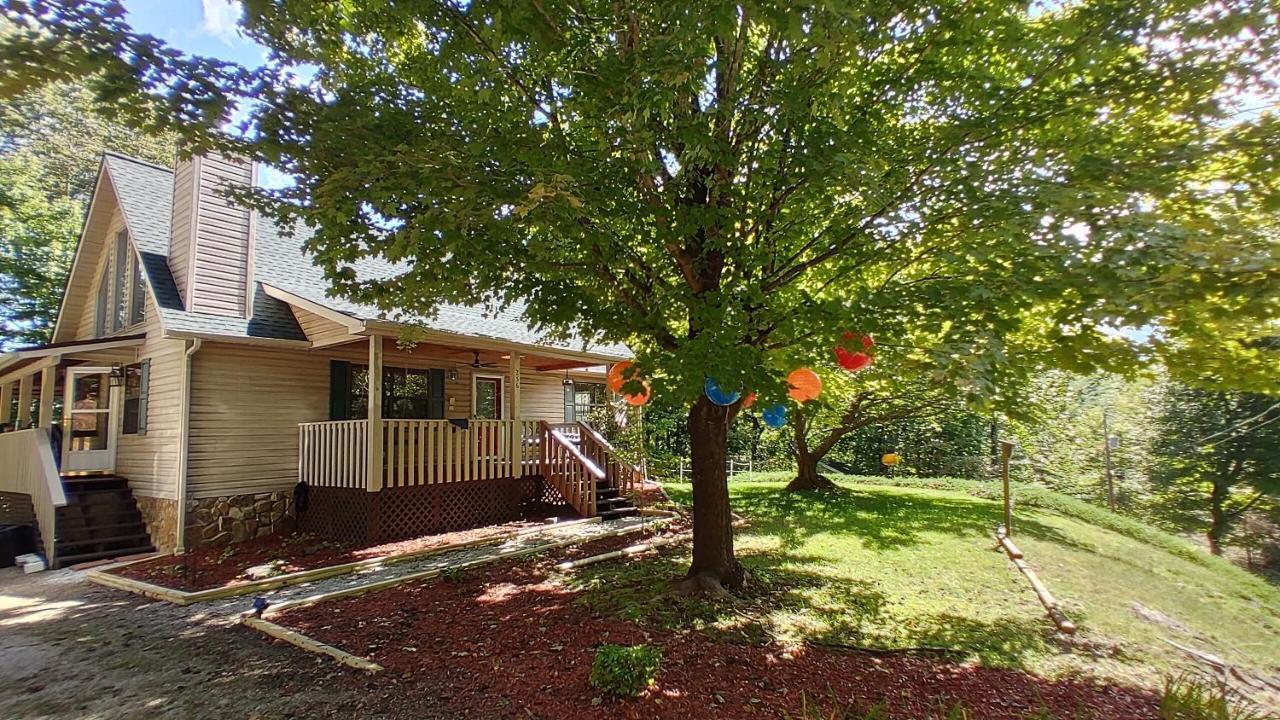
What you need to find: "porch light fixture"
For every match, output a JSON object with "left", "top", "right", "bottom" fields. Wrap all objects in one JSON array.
[
  {"left": 109, "top": 364, "right": 126, "bottom": 388},
  {"left": 447, "top": 367, "right": 459, "bottom": 381},
  {"left": 562, "top": 371, "right": 573, "bottom": 388}
]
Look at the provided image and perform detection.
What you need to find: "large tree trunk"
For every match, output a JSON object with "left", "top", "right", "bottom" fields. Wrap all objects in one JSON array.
[
  {"left": 680, "top": 395, "right": 744, "bottom": 593},
  {"left": 788, "top": 451, "right": 836, "bottom": 491},
  {"left": 1207, "top": 481, "right": 1227, "bottom": 556},
  {"left": 786, "top": 408, "right": 837, "bottom": 491}
]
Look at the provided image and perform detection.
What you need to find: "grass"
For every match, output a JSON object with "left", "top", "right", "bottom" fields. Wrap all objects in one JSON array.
[{"left": 571, "top": 473, "right": 1280, "bottom": 688}]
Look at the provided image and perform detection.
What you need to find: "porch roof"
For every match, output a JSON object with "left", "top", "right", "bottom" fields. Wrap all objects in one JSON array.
[{"left": 0, "top": 334, "right": 147, "bottom": 382}]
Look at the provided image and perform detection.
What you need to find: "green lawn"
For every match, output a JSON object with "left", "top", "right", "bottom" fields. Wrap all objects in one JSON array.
[{"left": 573, "top": 474, "right": 1280, "bottom": 687}]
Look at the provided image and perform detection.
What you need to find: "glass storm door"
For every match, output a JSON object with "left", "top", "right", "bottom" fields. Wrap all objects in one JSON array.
[
  {"left": 474, "top": 376, "right": 503, "bottom": 419},
  {"left": 63, "top": 367, "right": 117, "bottom": 472}
]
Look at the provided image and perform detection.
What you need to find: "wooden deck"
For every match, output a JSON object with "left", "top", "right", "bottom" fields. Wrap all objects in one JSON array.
[{"left": 297, "top": 419, "right": 641, "bottom": 519}]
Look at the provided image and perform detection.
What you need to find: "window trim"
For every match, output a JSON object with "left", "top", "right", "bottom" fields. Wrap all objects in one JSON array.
[
  {"left": 472, "top": 374, "right": 505, "bottom": 420},
  {"left": 95, "top": 229, "right": 146, "bottom": 337},
  {"left": 111, "top": 230, "right": 128, "bottom": 332},
  {"left": 127, "top": 249, "right": 146, "bottom": 326}
]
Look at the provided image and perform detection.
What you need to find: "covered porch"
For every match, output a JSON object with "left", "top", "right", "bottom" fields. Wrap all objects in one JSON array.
[
  {"left": 294, "top": 335, "right": 643, "bottom": 544},
  {"left": 0, "top": 335, "right": 152, "bottom": 566}
]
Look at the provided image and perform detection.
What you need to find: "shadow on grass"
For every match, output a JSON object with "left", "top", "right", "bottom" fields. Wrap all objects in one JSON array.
[{"left": 568, "top": 547, "right": 1054, "bottom": 670}]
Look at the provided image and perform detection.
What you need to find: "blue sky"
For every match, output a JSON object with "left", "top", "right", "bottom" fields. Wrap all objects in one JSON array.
[
  {"left": 121, "top": 1, "right": 261, "bottom": 66},
  {"left": 119, "top": 1, "right": 296, "bottom": 187}
]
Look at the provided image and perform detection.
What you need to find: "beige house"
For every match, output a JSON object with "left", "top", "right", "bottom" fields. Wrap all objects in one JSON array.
[{"left": 0, "top": 152, "right": 639, "bottom": 568}]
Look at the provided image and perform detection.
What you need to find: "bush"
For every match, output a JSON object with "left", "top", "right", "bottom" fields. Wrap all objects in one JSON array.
[{"left": 589, "top": 644, "right": 663, "bottom": 697}]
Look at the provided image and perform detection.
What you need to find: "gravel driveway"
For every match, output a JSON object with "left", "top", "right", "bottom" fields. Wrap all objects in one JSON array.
[{"left": 0, "top": 567, "right": 442, "bottom": 720}]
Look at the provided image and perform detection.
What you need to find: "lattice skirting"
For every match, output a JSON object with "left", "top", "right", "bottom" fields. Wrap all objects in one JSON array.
[
  {"left": 0, "top": 491, "right": 42, "bottom": 559},
  {"left": 298, "top": 476, "right": 569, "bottom": 544}
]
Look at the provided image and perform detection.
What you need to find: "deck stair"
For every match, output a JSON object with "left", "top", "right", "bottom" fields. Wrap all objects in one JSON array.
[
  {"left": 54, "top": 474, "right": 154, "bottom": 568},
  {"left": 594, "top": 483, "right": 638, "bottom": 520},
  {"left": 541, "top": 422, "right": 641, "bottom": 520}
]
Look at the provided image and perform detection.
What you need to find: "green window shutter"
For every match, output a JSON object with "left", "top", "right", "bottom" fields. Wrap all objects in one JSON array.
[
  {"left": 427, "top": 369, "right": 445, "bottom": 419},
  {"left": 330, "top": 361, "right": 351, "bottom": 420},
  {"left": 137, "top": 359, "right": 150, "bottom": 435}
]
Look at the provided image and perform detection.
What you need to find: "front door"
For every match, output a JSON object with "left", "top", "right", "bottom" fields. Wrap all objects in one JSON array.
[{"left": 63, "top": 367, "right": 117, "bottom": 473}]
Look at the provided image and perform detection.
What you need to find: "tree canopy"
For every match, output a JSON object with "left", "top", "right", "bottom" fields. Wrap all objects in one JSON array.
[
  {"left": 3, "top": 0, "right": 1277, "bottom": 585},
  {"left": 1151, "top": 385, "right": 1280, "bottom": 555},
  {"left": 0, "top": 79, "right": 175, "bottom": 347}
]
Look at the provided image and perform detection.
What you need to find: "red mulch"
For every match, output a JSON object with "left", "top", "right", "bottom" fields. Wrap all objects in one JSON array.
[
  {"left": 277, "top": 539, "right": 1160, "bottom": 720},
  {"left": 107, "top": 511, "right": 575, "bottom": 591}
]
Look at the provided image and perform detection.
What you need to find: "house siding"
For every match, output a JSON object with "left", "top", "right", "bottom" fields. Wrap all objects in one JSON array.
[
  {"left": 184, "top": 340, "right": 577, "bottom": 500},
  {"left": 168, "top": 157, "right": 195, "bottom": 306},
  {"left": 291, "top": 306, "right": 355, "bottom": 346},
  {"left": 113, "top": 299, "right": 185, "bottom": 500},
  {"left": 189, "top": 154, "right": 252, "bottom": 317}
]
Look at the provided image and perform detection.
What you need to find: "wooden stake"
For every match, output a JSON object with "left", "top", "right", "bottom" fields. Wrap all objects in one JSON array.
[{"left": 1000, "top": 440, "right": 1014, "bottom": 536}]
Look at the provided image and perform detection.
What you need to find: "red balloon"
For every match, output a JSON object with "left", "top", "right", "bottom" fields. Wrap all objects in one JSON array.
[
  {"left": 840, "top": 349, "right": 873, "bottom": 372},
  {"left": 743, "top": 392, "right": 756, "bottom": 409}
]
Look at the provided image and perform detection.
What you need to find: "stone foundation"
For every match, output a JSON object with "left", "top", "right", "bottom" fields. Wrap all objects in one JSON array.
[
  {"left": 134, "top": 496, "right": 179, "bottom": 552},
  {"left": 186, "top": 491, "right": 296, "bottom": 547}
]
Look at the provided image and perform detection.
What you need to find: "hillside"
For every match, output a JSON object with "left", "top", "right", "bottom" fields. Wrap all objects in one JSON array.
[{"left": 600, "top": 474, "right": 1280, "bottom": 689}]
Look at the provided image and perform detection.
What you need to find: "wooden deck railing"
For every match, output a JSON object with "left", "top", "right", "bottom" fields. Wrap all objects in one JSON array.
[
  {"left": 382, "top": 419, "right": 521, "bottom": 487},
  {"left": 539, "top": 421, "right": 601, "bottom": 517},
  {"left": 299, "top": 420, "right": 369, "bottom": 489},
  {"left": 299, "top": 419, "right": 633, "bottom": 519},
  {"left": 301, "top": 419, "right": 533, "bottom": 490},
  {"left": 0, "top": 428, "right": 68, "bottom": 564},
  {"left": 576, "top": 421, "right": 645, "bottom": 496}
]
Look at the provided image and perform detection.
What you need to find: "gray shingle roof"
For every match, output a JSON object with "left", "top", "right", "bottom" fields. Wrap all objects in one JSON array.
[{"left": 101, "top": 153, "right": 630, "bottom": 359}]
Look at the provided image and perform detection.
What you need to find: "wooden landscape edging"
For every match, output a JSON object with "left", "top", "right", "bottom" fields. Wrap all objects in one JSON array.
[
  {"left": 257, "top": 512, "right": 677, "bottom": 620},
  {"left": 239, "top": 513, "right": 678, "bottom": 671},
  {"left": 85, "top": 516, "right": 606, "bottom": 605},
  {"left": 553, "top": 530, "right": 692, "bottom": 571},
  {"left": 242, "top": 616, "right": 385, "bottom": 673},
  {"left": 995, "top": 525, "right": 1077, "bottom": 635}
]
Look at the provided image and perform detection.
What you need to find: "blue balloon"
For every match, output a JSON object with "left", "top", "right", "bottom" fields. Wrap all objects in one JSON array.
[
  {"left": 762, "top": 404, "right": 788, "bottom": 429},
  {"left": 704, "top": 377, "right": 741, "bottom": 406}
]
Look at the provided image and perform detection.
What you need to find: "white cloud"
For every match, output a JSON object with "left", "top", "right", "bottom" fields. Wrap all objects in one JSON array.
[{"left": 201, "top": 0, "right": 243, "bottom": 43}]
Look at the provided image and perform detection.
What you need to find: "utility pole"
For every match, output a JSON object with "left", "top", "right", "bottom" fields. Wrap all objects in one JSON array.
[{"left": 1102, "top": 408, "right": 1115, "bottom": 511}]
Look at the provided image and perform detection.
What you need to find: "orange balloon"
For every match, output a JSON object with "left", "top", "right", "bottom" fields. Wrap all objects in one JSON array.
[
  {"left": 623, "top": 382, "right": 651, "bottom": 406},
  {"left": 607, "top": 361, "right": 634, "bottom": 393},
  {"left": 787, "top": 368, "right": 822, "bottom": 403},
  {"left": 743, "top": 392, "right": 757, "bottom": 409}
]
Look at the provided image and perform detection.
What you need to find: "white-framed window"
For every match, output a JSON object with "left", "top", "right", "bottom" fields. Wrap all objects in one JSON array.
[
  {"left": 473, "top": 374, "right": 504, "bottom": 420},
  {"left": 95, "top": 229, "right": 145, "bottom": 336},
  {"left": 128, "top": 253, "right": 146, "bottom": 326},
  {"left": 111, "top": 230, "right": 128, "bottom": 331}
]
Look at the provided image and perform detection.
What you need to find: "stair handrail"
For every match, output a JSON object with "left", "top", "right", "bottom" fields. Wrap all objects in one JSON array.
[
  {"left": 575, "top": 421, "right": 645, "bottom": 495},
  {"left": 0, "top": 428, "right": 67, "bottom": 566},
  {"left": 539, "top": 421, "right": 601, "bottom": 517}
]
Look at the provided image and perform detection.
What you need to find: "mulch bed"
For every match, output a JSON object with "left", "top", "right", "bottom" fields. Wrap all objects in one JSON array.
[
  {"left": 276, "top": 537, "right": 1160, "bottom": 720},
  {"left": 107, "top": 510, "right": 575, "bottom": 591}
]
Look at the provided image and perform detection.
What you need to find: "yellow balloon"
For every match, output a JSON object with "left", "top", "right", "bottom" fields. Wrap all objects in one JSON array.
[{"left": 881, "top": 453, "right": 901, "bottom": 467}]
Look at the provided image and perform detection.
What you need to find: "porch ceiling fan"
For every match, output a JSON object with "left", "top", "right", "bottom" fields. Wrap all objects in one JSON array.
[{"left": 467, "top": 351, "right": 500, "bottom": 369}]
